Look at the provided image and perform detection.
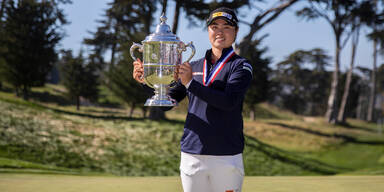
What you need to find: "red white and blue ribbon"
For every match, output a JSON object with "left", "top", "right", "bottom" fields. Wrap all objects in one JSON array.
[{"left": 203, "top": 49, "right": 235, "bottom": 86}]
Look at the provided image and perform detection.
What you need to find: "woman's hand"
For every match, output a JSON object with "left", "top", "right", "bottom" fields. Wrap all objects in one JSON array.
[
  {"left": 178, "top": 62, "right": 193, "bottom": 86},
  {"left": 133, "top": 58, "right": 145, "bottom": 84}
]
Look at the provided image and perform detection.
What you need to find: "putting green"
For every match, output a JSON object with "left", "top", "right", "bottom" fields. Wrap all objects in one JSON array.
[{"left": 0, "top": 174, "right": 383, "bottom": 192}]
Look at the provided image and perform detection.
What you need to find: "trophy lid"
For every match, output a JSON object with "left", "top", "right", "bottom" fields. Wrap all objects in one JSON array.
[{"left": 143, "top": 13, "right": 180, "bottom": 42}]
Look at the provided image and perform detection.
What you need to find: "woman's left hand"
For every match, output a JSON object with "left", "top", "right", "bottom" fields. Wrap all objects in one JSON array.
[{"left": 178, "top": 62, "right": 193, "bottom": 86}]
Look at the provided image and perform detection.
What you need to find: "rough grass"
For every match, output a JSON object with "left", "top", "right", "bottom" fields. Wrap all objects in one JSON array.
[
  {"left": 0, "top": 84, "right": 384, "bottom": 176},
  {"left": 0, "top": 98, "right": 182, "bottom": 176}
]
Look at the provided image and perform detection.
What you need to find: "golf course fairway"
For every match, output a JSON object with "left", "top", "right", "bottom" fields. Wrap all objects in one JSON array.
[{"left": 1, "top": 173, "right": 383, "bottom": 192}]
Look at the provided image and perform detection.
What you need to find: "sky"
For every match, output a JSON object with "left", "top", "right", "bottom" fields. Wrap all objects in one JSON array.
[{"left": 60, "top": 1, "right": 379, "bottom": 72}]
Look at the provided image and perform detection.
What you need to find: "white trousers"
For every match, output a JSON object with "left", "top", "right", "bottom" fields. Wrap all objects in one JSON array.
[{"left": 180, "top": 152, "right": 244, "bottom": 192}]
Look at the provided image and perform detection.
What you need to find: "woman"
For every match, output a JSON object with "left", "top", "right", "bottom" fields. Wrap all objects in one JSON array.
[{"left": 133, "top": 7, "right": 252, "bottom": 192}]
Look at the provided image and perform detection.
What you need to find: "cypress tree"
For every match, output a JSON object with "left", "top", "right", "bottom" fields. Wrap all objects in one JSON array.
[{"left": 0, "top": 0, "right": 68, "bottom": 99}]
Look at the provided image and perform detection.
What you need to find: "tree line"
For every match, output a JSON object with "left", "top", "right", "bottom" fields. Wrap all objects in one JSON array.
[{"left": 0, "top": 0, "right": 383, "bottom": 123}]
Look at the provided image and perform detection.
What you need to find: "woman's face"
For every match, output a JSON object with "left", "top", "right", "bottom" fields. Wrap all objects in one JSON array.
[{"left": 208, "top": 18, "right": 238, "bottom": 50}]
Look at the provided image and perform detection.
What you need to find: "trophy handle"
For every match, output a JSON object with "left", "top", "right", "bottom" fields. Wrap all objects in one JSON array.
[
  {"left": 130, "top": 42, "right": 143, "bottom": 61},
  {"left": 179, "top": 41, "right": 196, "bottom": 63}
]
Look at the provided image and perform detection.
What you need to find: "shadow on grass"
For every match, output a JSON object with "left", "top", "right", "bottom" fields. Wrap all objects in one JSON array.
[
  {"left": 29, "top": 90, "right": 122, "bottom": 109},
  {"left": 1, "top": 90, "right": 185, "bottom": 124},
  {"left": 82, "top": 108, "right": 123, "bottom": 115},
  {"left": 0, "top": 86, "right": 14, "bottom": 93},
  {"left": 2, "top": 86, "right": 123, "bottom": 109},
  {"left": 0, "top": 95, "right": 141, "bottom": 121},
  {"left": 339, "top": 122, "right": 380, "bottom": 134},
  {"left": 44, "top": 105, "right": 185, "bottom": 125},
  {"left": 43, "top": 105, "right": 148, "bottom": 121},
  {"left": 29, "top": 91, "right": 73, "bottom": 106},
  {"left": 245, "top": 135, "right": 350, "bottom": 175},
  {"left": 268, "top": 122, "right": 384, "bottom": 145},
  {"left": 249, "top": 104, "right": 295, "bottom": 120}
]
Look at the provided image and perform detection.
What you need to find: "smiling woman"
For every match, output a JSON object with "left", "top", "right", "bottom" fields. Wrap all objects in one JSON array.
[
  {"left": 208, "top": 19, "right": 238, "bottom": 62},
  {"left": 133, "top": 6, "right": 253, "bottom": 192}
]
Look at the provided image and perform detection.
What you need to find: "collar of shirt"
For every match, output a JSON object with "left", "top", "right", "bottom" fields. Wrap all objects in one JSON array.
[{"left": 205, "top": 46, "right": 234, "bottom": 72}]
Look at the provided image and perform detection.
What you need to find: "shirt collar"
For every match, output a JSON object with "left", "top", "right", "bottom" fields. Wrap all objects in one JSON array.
[{"left": 205, "top": 46, "right": 234, "bottom": 65}]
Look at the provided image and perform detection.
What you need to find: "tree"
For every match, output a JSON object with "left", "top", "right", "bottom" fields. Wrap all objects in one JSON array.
[
  {"left": 355, "top": 66, "right": 371, "bottom": 120},
  {"left": 0, "top": 0, "right": 10, "bottom": 90},
  {"left": 377, "top": 64, "right": 384, "bottom": 118},
  {"left": 272, "top": 48, "right": 331, "bottom": 115},
  {"left": 378, "top": 64, "right": 384, "bottom": 94},
  {"left": 275, "top": 50, "right": 309, "bottom": 114},
  {"left": 338, "top": 1, "right": 376, "bottom": 123},
  {"left": 236, "top": 0, "right": 299, "bottom": 56},
  {"left": 366, "top": 0, "right": 384, "bottom": 122},
  {"left": 84, "top": 0, "right": 158, "bottom": 68},
  {"left": 297, "top": 0, "right": 367, "bottom": 124},
  {"left": 59, "top": 50, "right": 99, "bottom": 110},
  {"left": 367, "top": 28, "right": 384, "bottom": 121},
  {"left": 85, "top": 0, "right": 159, "bottom": 118},
  {"left": 0, "top": 0, "right": 7, "bottom": 19},
  {"left": 308, "top": 48, "right": 332, "bottom": 115},
  {"left": 379, "top": 65, "right": 384, "bottom": 119},
  {"left": 104, "top": 55, "right": 149, "bottom": 117},
  {"left": 243, "top": 37, "right": 270, "bottom": 120},
  {"left": 0, "top": 0, "right": 69, "bottom": 99},
  {"left": 226, "top": 0, "right": 297, "bottom": 117},
  {"left": 0, "top": 0, "right": 8, "bottom": 89}
]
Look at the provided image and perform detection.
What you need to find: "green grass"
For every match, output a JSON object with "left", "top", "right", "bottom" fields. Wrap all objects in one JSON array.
[
  {"left": 1, "top": 84, "right": 384, "bottom": 176},
  {"left": 0, "top": 96, "right": 184, "bottom": 176},
  {"left": 303, "top": 143, "right": 384, "bottom": 172},
  {"left": 1, "top": 174, "right": 384, "bottom": 192},
  {"left": 0, "top": 157, "right": 69, "bottom": 171}
]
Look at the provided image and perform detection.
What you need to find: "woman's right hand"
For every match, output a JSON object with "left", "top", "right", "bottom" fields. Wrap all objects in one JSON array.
[{"left": 133, "top": 58, "right": 145, "bottom": 84}]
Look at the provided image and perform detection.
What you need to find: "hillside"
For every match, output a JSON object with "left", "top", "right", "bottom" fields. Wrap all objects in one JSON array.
[{"left": 0, "top": 84, "right": 384, "bottom": 176}]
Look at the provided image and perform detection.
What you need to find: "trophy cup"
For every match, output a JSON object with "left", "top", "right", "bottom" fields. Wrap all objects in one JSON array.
[{"left": 130, "top": 14, "right": 195, "bottom": 106}]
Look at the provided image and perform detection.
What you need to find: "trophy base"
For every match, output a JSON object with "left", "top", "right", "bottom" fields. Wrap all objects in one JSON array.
[{"left": 144, "top": 97, "right": 177, "bottom": 107}]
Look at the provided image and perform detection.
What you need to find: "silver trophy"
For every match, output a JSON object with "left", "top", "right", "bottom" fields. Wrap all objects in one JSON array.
[{"left": 130, "top": 14, "right": 195, "bottom": 106}]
